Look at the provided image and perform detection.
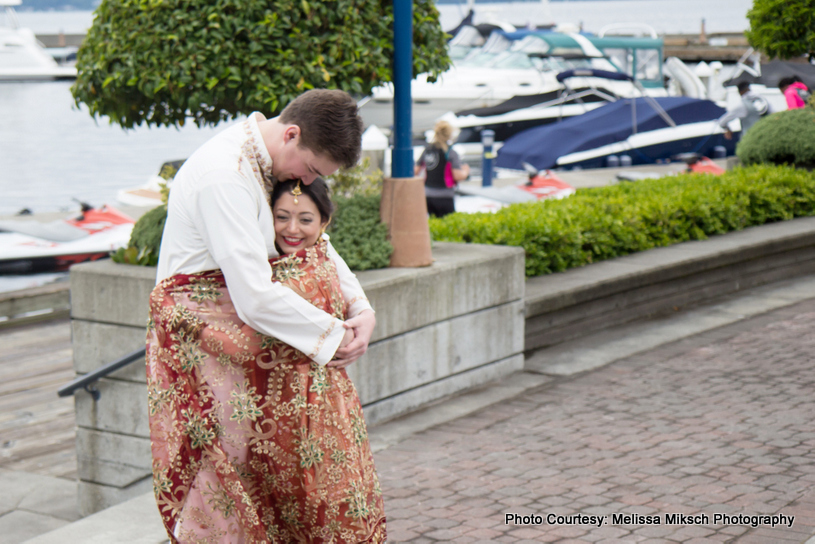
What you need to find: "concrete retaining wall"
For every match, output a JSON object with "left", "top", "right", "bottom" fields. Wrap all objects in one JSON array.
[
  {"left": 68, "top": 242, "right": 525, "bottom": 515},
  {"left": 525, "top": 216, "right": 815, "bottom": 352}
]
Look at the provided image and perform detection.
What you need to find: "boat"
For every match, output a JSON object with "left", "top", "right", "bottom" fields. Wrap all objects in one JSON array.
[
  {"left": 457, "top": 164, "right": 574, "bottom": 209},
  {"left": 116, "top": 159, "right": 185, "bottom": 208},
  {"left": 0, "top": 0, "right": 77, "bottom": 81},
  {"left": 0, "top": 204, "right": 134, "bottom": 274},
  {"left": 360, "top": 27, "right": 661, "bottom": 135},
  {"left": 495, "top": 91, "right": 734, "bottom": 172},
  {"left": 447, "top": 71, "right": 625, "bottom": 166}
]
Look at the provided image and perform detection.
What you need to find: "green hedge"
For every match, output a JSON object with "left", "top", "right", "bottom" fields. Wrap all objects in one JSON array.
[
  {"left": 113, "top": 193, "right": 391, "bottom": 271},
  {"left": 429, "top": 164, "right": 815, "bottom": 277},
  {"left": 737, "top": 108, "right": 815, "bottom": 169},
  {"left": 327, "top": 194, "right": 393, "bottom": 271}
]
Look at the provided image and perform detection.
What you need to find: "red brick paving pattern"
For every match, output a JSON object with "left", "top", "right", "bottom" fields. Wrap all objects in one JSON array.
[{"left": 372, "top": 301, "right": 815, "bottom": 543}]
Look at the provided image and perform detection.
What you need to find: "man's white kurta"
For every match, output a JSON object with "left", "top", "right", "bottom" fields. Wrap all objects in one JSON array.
[{"left": 157, "top": 114, "right": 372, "bottom": 366}]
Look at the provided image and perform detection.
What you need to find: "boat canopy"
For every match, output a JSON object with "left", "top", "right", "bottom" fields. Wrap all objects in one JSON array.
[
  {"left": 495, "top": 97, "right": 725, "bottom": 171},
  {"left": 586, "top": 35, "right": 664, "bottom": 88}
]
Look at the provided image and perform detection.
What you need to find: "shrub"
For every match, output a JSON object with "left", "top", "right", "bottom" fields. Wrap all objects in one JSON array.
[
  {"left": 328, "top": 194, "right": 393, "bottom": 271},
  {"left": 325, "top": 157, "right": 383, "bottom": 199},
  {"left": 429, "top": 164, "right": 815, "bottom": 277},
  {"left": 737, "top": 108, "right": 815, "bottom": 169},
  {"left": 111, "top": 204, "right": 167, "bottom": 266}
]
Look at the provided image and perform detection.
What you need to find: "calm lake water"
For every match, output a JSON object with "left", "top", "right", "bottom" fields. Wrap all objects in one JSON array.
[{"left": 0, "top": 81, "right": 238, "bottom": 216}]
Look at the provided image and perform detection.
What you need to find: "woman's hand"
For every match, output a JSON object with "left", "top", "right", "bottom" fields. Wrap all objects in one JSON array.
[{"left": 328, "top": 310, "right": 376, "bottom": 368}]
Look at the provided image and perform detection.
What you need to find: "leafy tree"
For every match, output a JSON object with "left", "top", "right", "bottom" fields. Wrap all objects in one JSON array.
[
  {"left": 72, "top": 0, "right": 450, "bottom": 129},
  {"left": 746, "top": 0, "right": 815, "bottom": 61}
]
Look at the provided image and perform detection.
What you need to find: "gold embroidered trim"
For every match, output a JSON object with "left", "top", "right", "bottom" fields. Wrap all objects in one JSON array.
[
  {"left": 240, "top": 117, "right": 276, "bottom": 203},
  {"left": 345, "top": 296, "right": 370, "bottom": 308},
  {"left": 307, "top": 320, "right": 337, "bottom": 362}
]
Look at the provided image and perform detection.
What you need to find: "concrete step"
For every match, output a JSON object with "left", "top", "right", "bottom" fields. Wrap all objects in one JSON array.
[{"left": 0, "top": 469, "right": 79, "bottom": 544}]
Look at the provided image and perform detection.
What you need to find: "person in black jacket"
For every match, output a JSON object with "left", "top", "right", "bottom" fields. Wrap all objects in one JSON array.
[{"left": 414, "top": 120, "right": 470, "bottom": 217}]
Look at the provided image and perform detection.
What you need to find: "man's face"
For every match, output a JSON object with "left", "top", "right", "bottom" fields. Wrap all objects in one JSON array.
[{"left": 273, "top": 127, "right": 341, "bottom": 185}]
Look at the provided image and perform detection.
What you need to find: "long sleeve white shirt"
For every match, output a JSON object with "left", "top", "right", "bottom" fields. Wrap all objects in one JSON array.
[{"left": 156, "top": 114, "right": 372, "bottom": 366}]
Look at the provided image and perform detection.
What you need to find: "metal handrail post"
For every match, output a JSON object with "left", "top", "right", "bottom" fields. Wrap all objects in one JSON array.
[{"left": 57, "top": 347, "right": 146, "bottom": 399}]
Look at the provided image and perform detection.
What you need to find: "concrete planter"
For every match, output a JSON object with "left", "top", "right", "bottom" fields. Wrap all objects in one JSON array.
[{"left": 69, "top": 242, "right": 525, "bottom": 515}]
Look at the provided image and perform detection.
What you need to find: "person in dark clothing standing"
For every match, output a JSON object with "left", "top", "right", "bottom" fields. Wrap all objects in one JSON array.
[{"left": 414, "top": 120, "right": 470, "bottom": 217}]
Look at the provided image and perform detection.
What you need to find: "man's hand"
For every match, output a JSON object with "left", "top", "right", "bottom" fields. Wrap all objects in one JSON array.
[
  {"left": 328, "top": 310, "right": 376, "bottom": 369},
  {"left": 724, "top": 129, "right": 733, "bottom": 140}
]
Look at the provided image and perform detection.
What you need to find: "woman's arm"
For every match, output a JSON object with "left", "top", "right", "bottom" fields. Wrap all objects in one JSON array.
[{"left": 449, "top": 149, "right": 470, "bottom": 181}]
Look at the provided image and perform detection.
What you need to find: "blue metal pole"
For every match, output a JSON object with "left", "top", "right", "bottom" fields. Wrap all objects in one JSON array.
[
  {"left": 481, "top": 129, "right": 495, "bottom": 187},
  {"left": 392, "top": 0, "right": 413, "bottom": 178}
]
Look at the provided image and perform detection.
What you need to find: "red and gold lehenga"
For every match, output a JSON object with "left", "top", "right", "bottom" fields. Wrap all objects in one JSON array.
[{"left": 146, "top": 240, "right": 387, "bottom": 544}]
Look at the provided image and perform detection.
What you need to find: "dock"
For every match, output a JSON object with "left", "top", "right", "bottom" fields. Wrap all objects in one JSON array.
[
  {"left": 664, "top": 32, "right": 751, "bottom": 62},
  {"left": 0, "top": 317, "right": 76, "bottom": 479}
]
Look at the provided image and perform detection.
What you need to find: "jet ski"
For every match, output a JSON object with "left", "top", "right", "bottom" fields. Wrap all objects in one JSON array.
[
  {"left": 456, "top": 162, "right": 575, "bottom": 210},
  {"left": 0, "top": 203, "right": 135, "bottom": 274}
]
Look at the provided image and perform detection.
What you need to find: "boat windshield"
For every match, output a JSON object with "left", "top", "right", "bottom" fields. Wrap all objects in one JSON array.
[
  {"left": 457, "top": 32, "right": 619, "bottom": 73},
  {"left": 459, "top": 33, "right": 514, "bottom": 66},
  {"left": 2, "top": 4, "right": 21, "bottom": 29},
  {"left": 604, "top": 47, "right": 661, "bottom": 81}
]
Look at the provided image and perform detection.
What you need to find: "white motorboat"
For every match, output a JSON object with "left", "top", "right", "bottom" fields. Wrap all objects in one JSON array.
[
  {"left": 0, "top": 0, "right": 77, "bottom": 81},
  {"left": 359, "top": 28, "right": 667, "bottom": 136}
]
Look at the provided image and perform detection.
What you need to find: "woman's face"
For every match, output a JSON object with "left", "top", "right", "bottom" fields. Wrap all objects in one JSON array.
[{"left": 273, "top": 191, "right": 327, "bottom": 255}]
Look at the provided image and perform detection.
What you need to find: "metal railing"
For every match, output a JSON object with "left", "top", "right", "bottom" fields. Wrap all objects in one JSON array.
[{"left": 57, "top": 347, "right": 146, "bottom": 400}]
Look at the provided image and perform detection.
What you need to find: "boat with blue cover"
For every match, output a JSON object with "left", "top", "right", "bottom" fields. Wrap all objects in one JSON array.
[{"left": 495, "top": 91, "right": 734, "bottom": 171}]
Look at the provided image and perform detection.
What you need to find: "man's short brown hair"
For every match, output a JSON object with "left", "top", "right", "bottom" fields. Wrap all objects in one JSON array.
[{"left": 280, "top": 89, "right": 364, "bottom": 169}]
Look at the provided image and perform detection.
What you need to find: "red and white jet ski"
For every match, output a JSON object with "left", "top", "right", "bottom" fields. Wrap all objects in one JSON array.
[
  {"left": 0, "top": 204, "right": 135, "bottom": 274},
  {"left": 455, "top": 162, "right": 575, "bottom": 213}
]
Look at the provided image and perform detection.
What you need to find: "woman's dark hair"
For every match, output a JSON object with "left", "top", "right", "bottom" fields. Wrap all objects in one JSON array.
[{"left": 271, "top": 178, "right": 334, "bottom": 225}]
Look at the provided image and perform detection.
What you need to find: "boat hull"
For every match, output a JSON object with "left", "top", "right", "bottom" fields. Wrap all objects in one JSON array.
[{"left": 555, "top": 121, "right": 736, "bottom": 170}]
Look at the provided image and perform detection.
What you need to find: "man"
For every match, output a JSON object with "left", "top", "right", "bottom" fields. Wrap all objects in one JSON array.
[
  {"left": 156, "top": 89, "right": 375, "bottom": 368},
  {"left": 718, "top": 81, "right": 770, "bottom": 140}
]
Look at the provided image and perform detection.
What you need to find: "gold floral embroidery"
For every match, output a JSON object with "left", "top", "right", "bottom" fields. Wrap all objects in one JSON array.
[{"left": 146, "top": 241, "right": 386, "bottom": 543}]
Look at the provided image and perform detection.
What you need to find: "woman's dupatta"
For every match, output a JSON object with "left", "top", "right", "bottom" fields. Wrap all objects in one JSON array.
[{"left": 146, "top": 240, "right": 386, "bottom": 543}]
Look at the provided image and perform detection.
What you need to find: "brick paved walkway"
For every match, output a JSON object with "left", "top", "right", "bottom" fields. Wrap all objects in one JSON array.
[{"left": 373, "top": 300, "right": 815, "bottom": 543}]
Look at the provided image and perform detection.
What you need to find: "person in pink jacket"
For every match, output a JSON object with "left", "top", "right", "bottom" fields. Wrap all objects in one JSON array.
[{"left": 779, "top": 76, "right": 811, "bottom": 109}]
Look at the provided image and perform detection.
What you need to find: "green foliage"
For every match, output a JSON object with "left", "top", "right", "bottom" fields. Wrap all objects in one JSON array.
[
  {"left": 746, "top": 0, "right": 815, "bottom": 60},
  {"left": 71, "top": 0, "right": 451, "bottom": 128},
  {"left": 737, "top": 108, "right": 815, "bottom": 169},
  {"left": 327, "top": 194, "right": 393, "bottom": 271},
  {"left": 429, "top": 165, "right": 815, "bottom": 277},
  {"left": 325, "top": 157, "right": 383, "bottom": 199},
  {"left": 111, "top": 204, "right": 167, "bottom": 266}
]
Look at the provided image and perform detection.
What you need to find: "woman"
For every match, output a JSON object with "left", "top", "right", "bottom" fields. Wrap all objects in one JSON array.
[
  {"left": 147, "top": 178, "right": 387, "bottom": 543},
  {"left": 414, "top": 120, "right": 470, "bottom": 217},
  {"left": 779, "top": 76, "right": 811, "bottom": 110}
]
